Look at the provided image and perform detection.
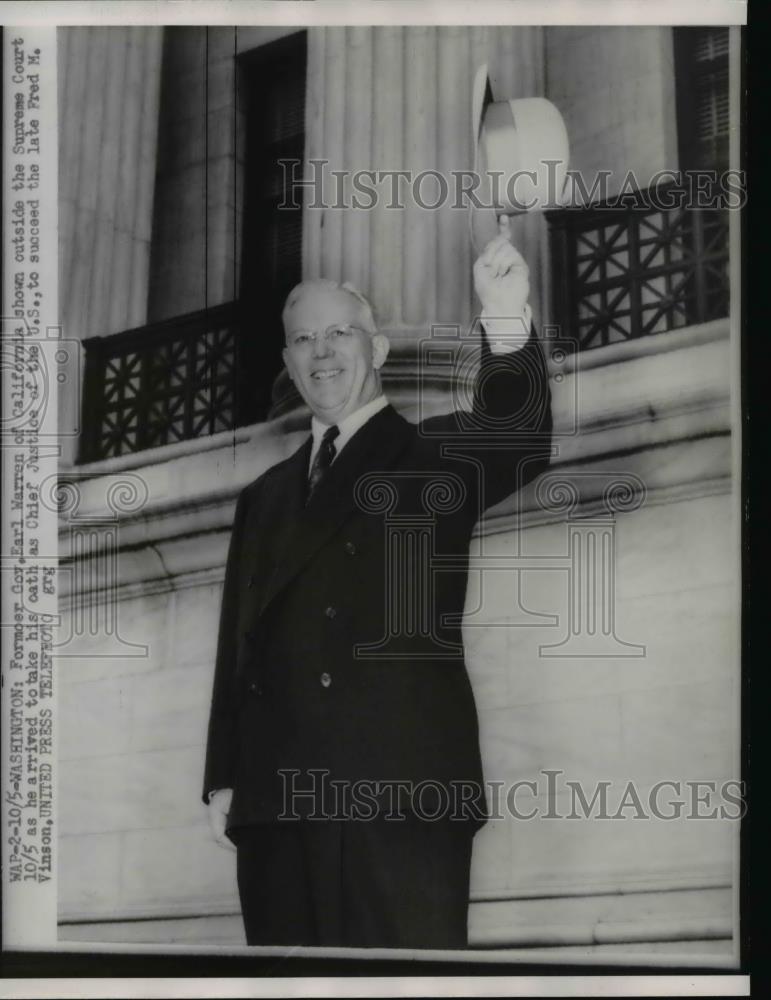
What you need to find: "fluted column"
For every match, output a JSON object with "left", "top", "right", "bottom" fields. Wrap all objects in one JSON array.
[
  {"left": 402, "top": 27, "right": 439, "bottom": 327},
  {"left": 504, "top": 27, "right": 548, "bottom": 330},
  {"left": 369, "top": 27, "right": 404, "bottom": 327},
  {"left": 302, "top": 25, "right": 548, "bottom": 340},
  {"left": 302, "top": 28, "right": 326, "bottom": 283},
  {"left": 319, "top": 29, "right": 347, "bottom": 281},
  {"left": 341, "top": 27, "right": 374, "bottom": 291},
  {"left": 437, "top": 27, "right": 473, "bottom": 326},
  {"left": 58, "top": 27, "right": 163, "bottom": 462},
  {"left": 59, "top": 27, "right": 162, "bottom": 338}
]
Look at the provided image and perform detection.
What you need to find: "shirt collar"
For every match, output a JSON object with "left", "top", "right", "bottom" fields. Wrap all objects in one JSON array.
[{"left": 310, "top": 394, "right": 389, "bottom": 465}]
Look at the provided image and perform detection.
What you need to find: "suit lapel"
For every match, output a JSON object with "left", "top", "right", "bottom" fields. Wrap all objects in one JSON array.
[
  {"left": 249, "top": 436, "right": 309, "bottom": 604},
  {"left": 257, "top": 405, "right": 413, "bottom": 617},
  {"left": 262, "top": 439, "right": 310, "bottom": 523}
]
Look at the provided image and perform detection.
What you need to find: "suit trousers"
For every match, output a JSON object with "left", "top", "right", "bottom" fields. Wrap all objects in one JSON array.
[{"left": 232, "top": 817, "right": 475, "bottom": 948}]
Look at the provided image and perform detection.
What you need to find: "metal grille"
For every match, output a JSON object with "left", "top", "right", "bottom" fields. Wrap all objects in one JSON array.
[
  {"left": 80, "top": 303, "right": 240, "bottom": 461},
  {"left": 549, "top": 191, "right": 729, "bottom": 351}
]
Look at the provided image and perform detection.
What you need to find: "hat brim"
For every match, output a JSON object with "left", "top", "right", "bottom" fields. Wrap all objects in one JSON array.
[{"left": 470, "top": 64, "right": 505, "bottom": 253}]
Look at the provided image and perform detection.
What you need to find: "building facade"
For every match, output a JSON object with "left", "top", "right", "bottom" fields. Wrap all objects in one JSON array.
[{"left": 57, "top": 25, "right": 740, "bottom": 954}]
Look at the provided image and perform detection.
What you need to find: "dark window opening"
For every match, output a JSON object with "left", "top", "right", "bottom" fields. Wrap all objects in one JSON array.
[
  {"left": 78, "top": 31, "right": 308, "bottom": 462},
  {"left": 674, "top": 27, "right": 730, "bottom": 175},
  {"left": 236, "top": 31, "right": 307, "bottom": 426}
]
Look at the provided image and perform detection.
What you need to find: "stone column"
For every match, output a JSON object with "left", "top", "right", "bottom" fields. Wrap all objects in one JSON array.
[
  {"left": 302, "top": 26, "right": 548, "bottom": 342},
  {"left": 58, "top": 26, "right": 164, "bottom": 464}
]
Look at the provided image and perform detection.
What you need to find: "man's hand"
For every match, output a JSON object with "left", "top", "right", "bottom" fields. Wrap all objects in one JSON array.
[
  {"left": 473, "top": 216, "right": 531, "bottom": 339},
  {"left": 207, "top": 787, "right": 236, "bottom": 852}
]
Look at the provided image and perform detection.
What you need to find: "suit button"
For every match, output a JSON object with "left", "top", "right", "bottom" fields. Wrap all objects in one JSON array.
[
  {"left": 344, "top": 541, "right": 356, "bottom": 555},
  {"left": 248, "top": 682, "right": 261, "bottom": 696},
  {"left": 325, "top": 606, "right": 337, "bottom": 619},
  {"left": 248, "top": 574, "right": 257, "bottom": 589},
  {"left": 320, "top": 672, "right": 332, "bottom": 688}
]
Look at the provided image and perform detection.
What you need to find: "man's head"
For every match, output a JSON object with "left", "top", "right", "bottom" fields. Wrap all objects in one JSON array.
[{"left": 282, "top": 279, "right": 390, "bottom": 425}]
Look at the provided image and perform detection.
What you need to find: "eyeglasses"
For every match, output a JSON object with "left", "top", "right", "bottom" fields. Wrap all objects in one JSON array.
[{"left": 286, "top": 323, "right": 371, "bottom": 351}]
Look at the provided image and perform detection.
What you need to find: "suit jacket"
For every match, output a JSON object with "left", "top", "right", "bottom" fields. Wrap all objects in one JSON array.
[{"left": 203, "top": 328, "right": 552, "bottom": 830}]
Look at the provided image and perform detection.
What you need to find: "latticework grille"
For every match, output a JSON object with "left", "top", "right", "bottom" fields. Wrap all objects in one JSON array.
[
  {"left": 550, "top": 191, "right": 729, "bottom": 351},
  {"left": 81, "top": 303, "right": 240, "bottom": 461}
]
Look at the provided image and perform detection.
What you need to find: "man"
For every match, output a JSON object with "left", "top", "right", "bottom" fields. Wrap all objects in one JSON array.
[{"left": 203, "top": 220, "right": 552, "bottom": 948}]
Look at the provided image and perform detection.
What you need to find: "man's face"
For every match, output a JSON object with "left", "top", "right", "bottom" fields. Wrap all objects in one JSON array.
[{"left": 283, "top": 287, "right": 389, "bottom": 425}]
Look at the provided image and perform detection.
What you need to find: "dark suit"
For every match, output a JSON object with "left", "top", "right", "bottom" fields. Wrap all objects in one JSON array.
[{"left": 203, "top": 328, "right": 552, "bottom": 946}]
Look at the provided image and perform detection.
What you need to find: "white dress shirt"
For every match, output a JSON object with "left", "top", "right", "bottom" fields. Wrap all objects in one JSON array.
[
  {"left": 481, "top": 302, "right": 533, "bottom": 353},
  {"left": 309, "top": 393, "right": 390, "bottom": 469}
]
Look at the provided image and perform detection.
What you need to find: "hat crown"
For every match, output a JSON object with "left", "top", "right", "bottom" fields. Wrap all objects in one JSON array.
[{"left": 470, "top": 64, "right": 570, "bottom": 250}]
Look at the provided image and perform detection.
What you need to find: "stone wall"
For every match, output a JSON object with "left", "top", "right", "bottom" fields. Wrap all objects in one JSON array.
[{"left": 545, "top": 26, "right": 679, "bottom": 202}]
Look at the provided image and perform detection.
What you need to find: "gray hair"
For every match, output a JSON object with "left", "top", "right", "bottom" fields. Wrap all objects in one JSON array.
[{"left": 282, "top": 278, "right": 377, "bottom": 334}]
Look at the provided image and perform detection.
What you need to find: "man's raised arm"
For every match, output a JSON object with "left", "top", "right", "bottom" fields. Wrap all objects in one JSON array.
[{"left": 467, "top": 216, "right": 553, "bottom": 511}]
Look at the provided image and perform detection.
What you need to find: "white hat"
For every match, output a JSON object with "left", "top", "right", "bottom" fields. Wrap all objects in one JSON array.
[{"left": 471, "top": 63, "right": 570, "bottom": 251}]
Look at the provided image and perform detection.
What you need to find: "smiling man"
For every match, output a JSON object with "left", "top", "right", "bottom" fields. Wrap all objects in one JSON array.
[
  {"left": 282, "top": 280, "right": 389, "bottom": 424},
  {"left": 203, "top": 222, "right": 553, "bottom": 949}
]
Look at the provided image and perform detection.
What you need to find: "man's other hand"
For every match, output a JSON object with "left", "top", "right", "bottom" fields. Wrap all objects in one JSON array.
[
  {"left": 207, "top": 787, "right": 236, "bottom": 852},
  {"left": 473, "top": 215, "right": 530, "bottom": 323}
]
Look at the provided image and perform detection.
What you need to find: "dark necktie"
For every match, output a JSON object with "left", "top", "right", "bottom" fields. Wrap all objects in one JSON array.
[{"left": 306, "top": 424, "right": 340, "bottom": 504}]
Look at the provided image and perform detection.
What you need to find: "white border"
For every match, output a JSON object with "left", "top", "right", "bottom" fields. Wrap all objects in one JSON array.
[
  {"left": 0, "top": 974, "right": 754, "bottom": 999},
  {"left": 0, "top": 0, "right": 749, "bottom": 27}
]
